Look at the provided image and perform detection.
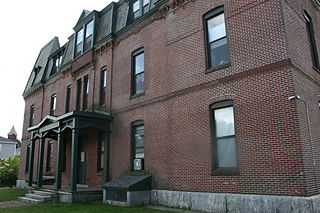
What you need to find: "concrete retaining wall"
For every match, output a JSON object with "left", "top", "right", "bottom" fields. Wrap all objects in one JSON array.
[{"left": 151, "top": 190, "right": 320, "bottom": 213}]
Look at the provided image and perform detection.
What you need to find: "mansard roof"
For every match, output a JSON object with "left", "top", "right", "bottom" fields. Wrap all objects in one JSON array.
[
  {"left": 23, "top": 0, "right": 166, "bottom": 98},
  {"left": 23, "top": 37, "right": 60, "bottom": 96}
]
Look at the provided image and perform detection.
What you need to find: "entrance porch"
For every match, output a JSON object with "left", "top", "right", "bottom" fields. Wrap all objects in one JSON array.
[{"left": 26, "top": 111, "right": 112, "bottom": 196}]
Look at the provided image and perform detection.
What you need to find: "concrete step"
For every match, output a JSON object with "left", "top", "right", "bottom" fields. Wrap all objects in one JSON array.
[
  {"left": 31, "top": 190, "right": 57, "bottom": 197},
  {"left": 25, "top": 193, "right": 57, "bottom": 203},
  {"left": 18, "top": 197, "right": 44, "bottom": 204}
]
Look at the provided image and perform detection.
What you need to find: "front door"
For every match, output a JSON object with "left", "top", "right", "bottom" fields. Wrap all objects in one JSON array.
[{"left": 77, "top": 135, "right": 88, "bottom": 184}]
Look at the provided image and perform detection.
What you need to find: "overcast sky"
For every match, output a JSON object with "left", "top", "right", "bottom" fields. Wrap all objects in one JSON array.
[{"left": 0, "top": 0, "right": 112, "bottom": 139}]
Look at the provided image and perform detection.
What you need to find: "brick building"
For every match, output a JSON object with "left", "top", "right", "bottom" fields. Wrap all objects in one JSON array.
[{"left": 17, "top": 0, "right": 320, "bottom": 211}]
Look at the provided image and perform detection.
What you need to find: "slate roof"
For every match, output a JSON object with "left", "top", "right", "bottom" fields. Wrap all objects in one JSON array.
[
  {"left": 0, "top": 136, "right": 17, "bottom": 144},
  {"left": 23, "top": 0, "right": 165, "bottom": 97},
  {"left": 23, "top": 37, "right": 60, "bottom": 95}
]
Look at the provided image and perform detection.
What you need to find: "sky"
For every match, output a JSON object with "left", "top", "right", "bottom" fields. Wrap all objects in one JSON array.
[{"left": 0, "top": 0, "right": 113, "bottom": 139}]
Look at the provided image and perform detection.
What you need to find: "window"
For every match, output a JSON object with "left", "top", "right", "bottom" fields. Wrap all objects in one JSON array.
[
  {"left": 83, "top": 75, "right": 89, "bottom": 110},
  {"left": 46, "top": 142, "right": 53, "bottom": 172},
  {"left": 132, "top": 0, "right": 150, "bottom": 19},
  {"left": 50, "top": 94, "right": 56, "bottom": 116},
  {"left": 204, "top": 7, "right": 230, "bottom": 69},
  {"left": 99, "top": 69, "right": 107, "bottom": 105},
  {"left": 211, "top": 100, "right": 238, "bottom": 174},
  {"left": 65, "top": 86, "right": 71, "bottom": 113},
  {"left": 29, "top": 105, "right": 34, "bottom": 127},
  {"left": 305, "top": 12, "right": 320, "bottom": 70},
  {"left": 74, "top": 20, "right": 94, "bottom": 58},
  {"left": 31, "top": 68, "right": 39, "bottom": 87},
  {"left": 50, "top": 55, "right": 63, "bottom": 76},
  {"left": 55, "top": 55, "right": 63, "bottom": 69},
  {"left": 25, "top": 145, "right": 30, "bottom": 172},
  {"left": 76, "top": 79, "right": 82, "bottom": 111},
  {"left": 133, "top": 0, "right": 140, "bottom": 19},
  {"left": 143, "top": 0, "right": 150, "bottom": 14},
  {"left": 97, "top": 134, "right": 105, "bottom": 172},
  {"left": 84, "top": 20, "right": 94, "bottom": 52},
  {"left": 132, "top": 121, "right": 144, "bottom": 171},
  {"left": 75, "top": 28, "right": 84, "bottom": 58},
  {"left": 132, "top": 49, "right": 144, "bottom": 95}
]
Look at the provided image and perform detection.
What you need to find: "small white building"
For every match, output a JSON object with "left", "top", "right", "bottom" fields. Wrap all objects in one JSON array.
[{"left": 0, "top": 126, "right": 18, "bottom": 159}]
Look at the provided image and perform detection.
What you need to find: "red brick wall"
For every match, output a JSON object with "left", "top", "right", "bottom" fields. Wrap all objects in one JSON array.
[
  {"left": 18, "top": 0, "right": 320, "bottom": 196},
  {"left": 281, "top": 0, "right": 320, "bottom": 196}
]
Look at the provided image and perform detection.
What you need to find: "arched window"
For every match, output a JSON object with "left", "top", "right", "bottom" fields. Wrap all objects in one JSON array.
[
  {"left": 211, "top": 100, "right": 239, "bottom": 175},
  {"left": 131, "top": 120, "right": 144, "bottom": 171}
]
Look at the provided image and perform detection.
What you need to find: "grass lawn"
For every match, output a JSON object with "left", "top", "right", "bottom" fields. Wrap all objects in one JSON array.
[
  {"left": 0, "top": 203, "right": 175, "bottom": 213},
  {"left": 0, "top": 188, "right": 27, "bottom": 202}
]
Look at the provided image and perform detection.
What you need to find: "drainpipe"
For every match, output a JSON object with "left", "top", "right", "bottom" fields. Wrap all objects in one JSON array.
[{"left": 288, "top": 95, "right": 319, "bottom": 193}]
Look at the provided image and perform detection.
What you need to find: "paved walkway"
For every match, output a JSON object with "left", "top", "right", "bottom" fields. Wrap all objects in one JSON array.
[{"left": 0, "top": 201, "right": 32, "bottom": 208}]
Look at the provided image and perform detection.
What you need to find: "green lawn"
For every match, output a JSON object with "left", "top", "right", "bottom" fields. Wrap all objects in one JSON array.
[
  {"left": 0, "top": 188, "right": 27, "bottom": 202},
  {"left": 0, "top": 203, "right": 175, "bottom": 213}
]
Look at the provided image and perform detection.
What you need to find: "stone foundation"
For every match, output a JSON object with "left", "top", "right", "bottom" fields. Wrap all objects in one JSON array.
[
  {"left": 16, "top": 180, "right": 26, "bottom": 189},
  {"left": 151, "top": 190, "right": 320, "bottom": 213}
]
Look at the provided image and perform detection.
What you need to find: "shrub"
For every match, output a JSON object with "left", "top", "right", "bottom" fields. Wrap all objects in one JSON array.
[{"left": 0, "top": 156, "right": 20, "bottom": 187}]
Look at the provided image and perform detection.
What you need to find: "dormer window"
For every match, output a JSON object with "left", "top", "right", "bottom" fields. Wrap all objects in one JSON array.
[
  {"left": 84, "top": 20, "right": 94, "bottom": 52},
  {"left": 133, "top": 0, "right": 140, "bottom": 19},
  {"left": 74, "top": 20, "right": 95, "bottom": 58},
  {"left": 132, "top": 0, "right": 150, "bottom": 20},
  {"left": 75, "top": 28, "right": 84, "bottom": 58},
  {"left": 143, "top": 0, "right": 149, "bottom": 14},
  {"left": 55, "top": 55, "right": 63, "bottom": 68}
]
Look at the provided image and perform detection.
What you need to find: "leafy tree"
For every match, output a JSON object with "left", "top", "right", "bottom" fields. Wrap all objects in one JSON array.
[{"left": 0, "top": 156, "right": 20, "bottom": 187}]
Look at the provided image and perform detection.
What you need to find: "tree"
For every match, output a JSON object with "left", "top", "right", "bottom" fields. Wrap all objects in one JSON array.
[{"left": 0, "top": 156, "right": 20, "bottom": 187}]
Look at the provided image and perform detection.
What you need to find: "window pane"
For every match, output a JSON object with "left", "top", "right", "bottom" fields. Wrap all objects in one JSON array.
[
  {"left": 76, "top": 29, "right": 84, "bottom": 44},
  {"left": 86, "top": 21, "right": 94, "bottom": 38},
  {"left": 100, "top": 153, "right": 104, "bottom": 169},
  {"left": 133, "top": 0, "right": 140, "bottom": 12},
  {"left": 135, "top": 152, "right": 144, "bottom": 159},
  {"left": 207, "top": 13, "right": 226, "bottom": 42},
  {"left": 214, "top": 106, "right": 234, "bottom": 137},
  {"left": 75, "top": 43, "right": 82, "bottom": 57},
  {"left": 217, "top": 137, "right": 237, "bottom": 167},
  {"left": 53, "top": 96, "right": 56, "bottom": 110},
  {"left": 134, "top": 125, "right": 144, "bottom": 158},
  {"left": 143, "top": 0, "right": 149, "bottom": 6},
  {"left": 103, "top": 70, "right": 107, "bottom": 88},
  {"left": 135, "top": 73, "right": 144, "bottom": 93},
  {"left": 210, "top": 37, "right": 230, "bottom": 67},
  {"left": 84, "top": 35, "right": 93, "bottom": 51},
  {"left": 135, "top": 53, "right": 144, "bottom": 74}
]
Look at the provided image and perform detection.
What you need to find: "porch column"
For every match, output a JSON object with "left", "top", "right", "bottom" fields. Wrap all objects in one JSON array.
[
  {"left": 36, "top": 137, "right": 45, "bottom": 187},
  {"left": 28, "top": 139, "right": 35, "bottom": 187},
  {"left": 103, "top": 133, "right": 110, "bottom": 182},
  {"left": 55, "top": 132, "right": 63, "bottom": 190},
  {"left": 71, "top": 128, "right": 79, "bottom": 192}
]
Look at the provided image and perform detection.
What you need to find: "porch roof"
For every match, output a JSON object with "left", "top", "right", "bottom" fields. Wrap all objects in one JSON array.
[{"left": 28, "top": 111, "right": 112, "bottom": 139}]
